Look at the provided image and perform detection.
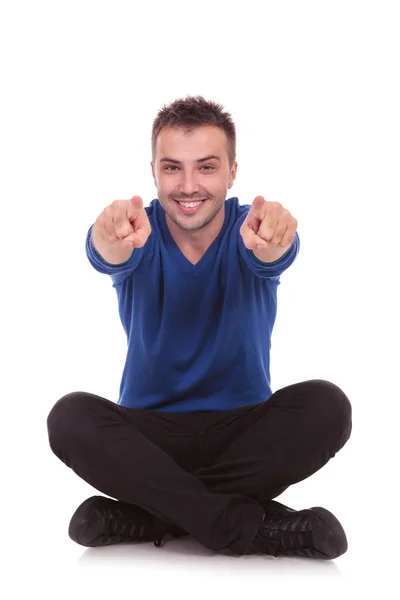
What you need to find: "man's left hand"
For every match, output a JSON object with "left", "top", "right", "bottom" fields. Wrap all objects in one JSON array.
[{"left": 240, "top": 196, "right": 298, "bottom": 250}]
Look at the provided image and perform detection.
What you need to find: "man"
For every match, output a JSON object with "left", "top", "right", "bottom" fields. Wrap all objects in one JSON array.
[{"left": 47, "top": 95, "right": 352, "bottom": 559}]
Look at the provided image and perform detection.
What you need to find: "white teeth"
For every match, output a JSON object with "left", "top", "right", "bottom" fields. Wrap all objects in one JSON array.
[{"left": 178, "top": 201, "right": 202, "bottom": 208}]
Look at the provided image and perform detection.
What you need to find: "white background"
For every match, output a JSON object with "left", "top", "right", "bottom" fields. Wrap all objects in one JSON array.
[{"left": 1, "top": 0, "right": 399, "bottom": 598}]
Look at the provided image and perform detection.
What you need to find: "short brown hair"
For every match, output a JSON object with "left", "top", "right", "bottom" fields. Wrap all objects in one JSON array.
[{"left": 151, "top": 95, "right": 236, "bottom": 167}]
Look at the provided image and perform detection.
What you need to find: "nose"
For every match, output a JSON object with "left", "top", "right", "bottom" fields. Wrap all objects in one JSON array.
[{"left": 179, "top": 169, "right": 201, "bottom": 196}]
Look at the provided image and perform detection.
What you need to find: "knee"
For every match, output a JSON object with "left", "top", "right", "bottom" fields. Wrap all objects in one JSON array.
[
  {"left": 309, "top": 379, "right": 352, "bottom": 445},
  {"left": 47, "top": 391, "right": 94, "bottom": 456}
]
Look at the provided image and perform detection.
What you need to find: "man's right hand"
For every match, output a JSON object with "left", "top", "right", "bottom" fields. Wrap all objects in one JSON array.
[{"left": 94, "top": 196, "right": 152, "bottom": 249}]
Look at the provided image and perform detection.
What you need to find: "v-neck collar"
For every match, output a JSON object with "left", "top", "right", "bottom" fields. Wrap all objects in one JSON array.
[{"left": 157, "top": 198, "right": 232, "bottom": 278}]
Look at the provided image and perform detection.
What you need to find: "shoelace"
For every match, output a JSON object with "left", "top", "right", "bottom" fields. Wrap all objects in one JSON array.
[
  {"left": 251, "top": 515, "right": 316, "bottom": 557},
  {"left": 103, "top": 509, "right": 166, "bottom": 547}
]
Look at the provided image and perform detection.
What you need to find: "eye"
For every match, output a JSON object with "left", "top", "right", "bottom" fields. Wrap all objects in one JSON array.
[{"left": 164, "top": 165, "right": 215, "bottom": 172}]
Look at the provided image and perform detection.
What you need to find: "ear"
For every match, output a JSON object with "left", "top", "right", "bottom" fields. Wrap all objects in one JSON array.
[
  {"left": 150, "top": 161, "right": 156, "bottom": 185},
  {"left": 228, "top": 162, "right": 238, "bottom": 189}
]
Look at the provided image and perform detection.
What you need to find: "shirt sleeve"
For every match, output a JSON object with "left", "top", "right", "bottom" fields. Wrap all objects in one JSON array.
[
  {"left": 237, "top": 214, "right": 300, "bottom": 279},
  {"left": 85, "top": 223, "right": 152, "bottom": 286}
]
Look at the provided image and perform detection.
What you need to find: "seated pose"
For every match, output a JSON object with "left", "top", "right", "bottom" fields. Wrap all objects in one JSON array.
[{"left": 47, "top": 95, "right": 352, "bottom": 559}]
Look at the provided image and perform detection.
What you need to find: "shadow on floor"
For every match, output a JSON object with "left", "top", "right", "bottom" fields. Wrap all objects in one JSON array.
[{"left": 76, "top": 535, "right": 342, "bottom": 577}]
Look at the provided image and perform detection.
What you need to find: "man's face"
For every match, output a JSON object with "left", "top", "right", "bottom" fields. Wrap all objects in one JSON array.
[{"left": 151, "top": 125, "right": 237, "bottom": 232}]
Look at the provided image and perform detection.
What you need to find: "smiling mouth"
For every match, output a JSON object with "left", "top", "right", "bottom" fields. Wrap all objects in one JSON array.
[
  {"left": 174, "top": 199, "right": 207, "bottom": 204},
  {"left": 174, "top": 199, "right": 208, "bottom": 211}
]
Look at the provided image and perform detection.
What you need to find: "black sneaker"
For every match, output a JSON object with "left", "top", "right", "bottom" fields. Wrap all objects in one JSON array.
[
  {"left": 246, "top": 499, "right": 348, "bottom": 559},
  {"left": 68, "top": 496, "right": 186, "bottom": 548}
]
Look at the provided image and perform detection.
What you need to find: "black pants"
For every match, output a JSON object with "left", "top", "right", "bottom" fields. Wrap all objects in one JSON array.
[{"left": 47, "top": 379, "right": 352, "bottom": 555}]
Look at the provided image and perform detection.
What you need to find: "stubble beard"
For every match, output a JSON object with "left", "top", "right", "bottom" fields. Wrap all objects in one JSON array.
[{"left": 163, "top": 195, "right": 225, "bottom": 232}]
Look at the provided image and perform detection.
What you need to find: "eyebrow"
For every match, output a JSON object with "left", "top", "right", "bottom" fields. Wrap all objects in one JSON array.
[{"left": 160, "top": 154, "right": 221, "bottom": 164}]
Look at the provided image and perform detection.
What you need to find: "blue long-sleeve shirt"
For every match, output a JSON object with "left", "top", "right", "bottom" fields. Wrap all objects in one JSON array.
[{"left": 85, "top": 197, "right": 300, "bottom": 413}]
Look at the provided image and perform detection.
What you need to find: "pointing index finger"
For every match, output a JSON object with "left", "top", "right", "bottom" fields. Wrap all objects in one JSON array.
[{"left": 251, "top": 196, "right": 266, "bottom": 217}]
